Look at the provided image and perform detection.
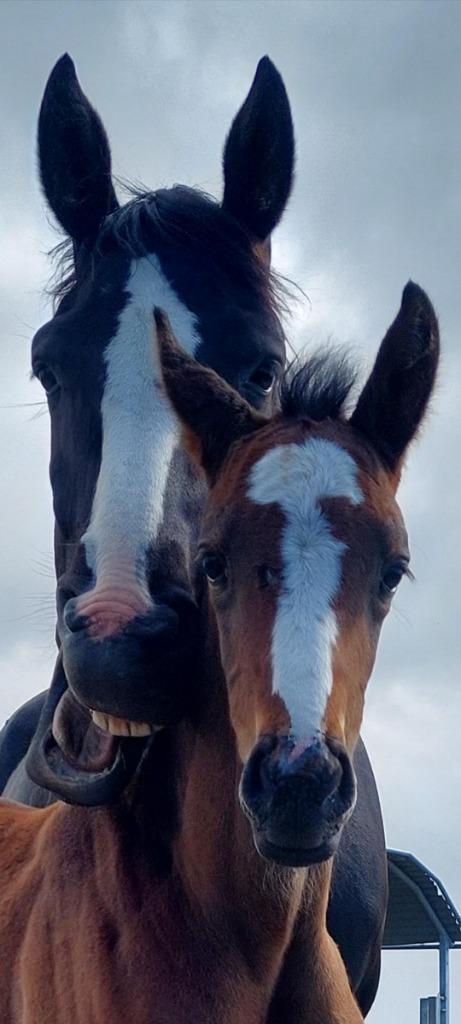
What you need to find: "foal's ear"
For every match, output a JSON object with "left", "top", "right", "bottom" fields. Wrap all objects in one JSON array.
[
  {"left": 351, "top": 282, "right": 439, "bottom": 475},
  {"left": 38, "top": 54, "right": 119, "bottom": 243},
  {"left": 155, "top": 310, "right": 266, "bottom": 483},
  {"left": 222, "top": 56, "right": 295, "bottom": 246}
]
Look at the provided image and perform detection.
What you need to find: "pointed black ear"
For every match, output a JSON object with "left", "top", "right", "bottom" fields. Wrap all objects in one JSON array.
[
  {"left": 222, "top": 56, "right": 295, "bottom": 243},
  {"left": 351, "top": 282, "right": 439, "bottom": 473},
  {"left": 154, "top": 309, "right": 266, "bottom": 483},
  {"left": 38, "top": 54, "right": 119, "bottom": 242}
]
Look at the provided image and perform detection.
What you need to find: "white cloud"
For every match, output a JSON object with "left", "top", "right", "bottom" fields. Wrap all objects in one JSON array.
[{"left": 0, "top": 640, "right": 55, "bottom": 723}]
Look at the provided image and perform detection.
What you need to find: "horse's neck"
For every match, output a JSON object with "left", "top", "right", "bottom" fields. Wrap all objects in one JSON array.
[
  {"left": 29, "top": 629, "right": 356, "bottom": 1020},
  {"left": 151, "top": 611, "right": 333, "bottom": 977}
]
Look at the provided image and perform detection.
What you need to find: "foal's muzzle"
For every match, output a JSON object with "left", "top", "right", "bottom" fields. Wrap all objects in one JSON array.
[
  {"left": 240, "top": 734, "right": 357, "bottom": 867},
  {"left": 60, "top": 587, "right": 200, "bottom": 725}
]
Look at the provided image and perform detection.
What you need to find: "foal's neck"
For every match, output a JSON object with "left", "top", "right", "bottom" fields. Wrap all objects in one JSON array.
[
  {"left": 97, "top": 610, "right": 360, "bottom": 1020},
  {"left": 152, "top": 612, "right": 333, "bottom": 971}
]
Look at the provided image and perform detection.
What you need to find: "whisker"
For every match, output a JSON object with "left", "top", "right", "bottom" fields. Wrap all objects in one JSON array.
[
  {"left": 392, "top": 604, "right": 412, "bottom": 627},
  {"left": 0, "top": 401, "right": 47, "bottom": 409},
  {"left": 5, "top": 609, "right": 55, "bottom": 626},
  {"left": 29, "top": 561, "right": 55, "bottom": 580}
]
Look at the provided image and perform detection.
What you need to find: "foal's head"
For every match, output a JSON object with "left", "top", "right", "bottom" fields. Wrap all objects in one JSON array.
[
  {"left": 28, "top": 55, "right": 294, "bottom": 802},
  {"left": 158, "top": 282, "right": 439, "bottom": 866}
]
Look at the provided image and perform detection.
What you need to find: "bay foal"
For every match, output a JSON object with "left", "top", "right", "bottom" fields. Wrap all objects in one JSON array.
[{"left": 0, "top": 283, "right": 438, "bottom": 1023}]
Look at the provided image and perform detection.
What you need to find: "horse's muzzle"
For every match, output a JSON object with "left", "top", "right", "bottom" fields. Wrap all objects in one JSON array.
[
  {"left": 240, "top": 734, "right": 357, "bottom": 867},
  {"left": 26, "top": 588, "right": 201, "bottom": 806},
  {"left": 60, "top": 587, "right": 200, "bottom": 725}
]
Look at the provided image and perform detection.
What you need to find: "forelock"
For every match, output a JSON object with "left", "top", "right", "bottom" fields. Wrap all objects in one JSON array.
[
  {"left": 279, "top": 350, "right": 357, "bottom": 423},
  {"left": 47, "top": 184, "right": 291, "bottom": 328}
]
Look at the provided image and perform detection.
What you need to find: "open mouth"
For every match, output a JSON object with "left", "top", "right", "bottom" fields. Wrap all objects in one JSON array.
[
  {"left": 51, "top": 687, "right": 162, "bottom": 771},
  {"left": 52, "top": 688, "right": 120, "bottom": 774},
  {"left": 25, "top": 664, "right": 158, "bottom": 806}
]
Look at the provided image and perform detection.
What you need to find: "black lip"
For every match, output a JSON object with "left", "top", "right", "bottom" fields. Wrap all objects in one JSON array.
[
  {"left": 58, "top": 599, "right": 199, "bottom": 725},
  {"left": 25, "top": 661, "right": 145, "bottom": 806},
  {"left": 61, "top": 631, "right": 194, "bottom": 722},
  {"left": 253, "top": 831, "right": 340, "bottom": 867}
]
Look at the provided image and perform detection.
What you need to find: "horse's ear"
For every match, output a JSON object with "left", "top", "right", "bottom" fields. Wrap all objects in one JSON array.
[
  {"left": 155, "top": 310, "right": 266, "bottom": 483},
  {"left": 222, "top": 56, "right": 295, "bottom": 245},
  {"left": 351, "top": 282, "right": 439, "bottom": 475},
  {"left": 38, "top": 54, "right": 119, "bottom": 243}
]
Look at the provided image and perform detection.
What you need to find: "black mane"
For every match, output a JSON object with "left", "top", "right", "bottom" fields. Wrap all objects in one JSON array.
[
  {"left": 279, "top": 350, "right": 357, "bottom": 422},
  {"left": 49, "top": 185, "right": 290, "bottom": 325}
]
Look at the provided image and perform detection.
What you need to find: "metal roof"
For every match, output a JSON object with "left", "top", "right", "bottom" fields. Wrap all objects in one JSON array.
[{"left": 383, "top": 850, "right": 461, "bottom": 949}]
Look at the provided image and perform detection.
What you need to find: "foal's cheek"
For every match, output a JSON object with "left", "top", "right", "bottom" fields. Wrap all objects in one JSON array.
[
  {"left": 219, "top": 607, "right": 275, "bottom": 763},
  {"left": 215, "top": 619, "right": 255, "bottom": 756},
  {"left": 228, "top": 683, "right": 258, "bottom": 764},
  {"left": 328, "top": 614, "right": 377, "bottom": 750}
]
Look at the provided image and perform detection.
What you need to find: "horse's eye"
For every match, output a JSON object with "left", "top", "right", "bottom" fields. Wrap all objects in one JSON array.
[
  {"left": 380, "top": 561, "right": 408, "bottom": 597},
  {"left": 202, "top": 553, "right": 227, "bottom": 587},
  {"left": 258, "top": 566, "right": 280, "bottom": 589},
  {"left": 249, "top": 365, "right": 276, "bottom": 394},
  {"left": 37, "top": 366, "right": 59, "bottom": 395}
]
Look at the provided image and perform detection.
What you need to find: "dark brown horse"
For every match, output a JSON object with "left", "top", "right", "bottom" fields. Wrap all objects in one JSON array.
[
  {"left": 0, "top": 53, "right": 388, "bottom": 1014},
  {"left": 0, "top": 283, "right": 438, "bottom": 1023}
]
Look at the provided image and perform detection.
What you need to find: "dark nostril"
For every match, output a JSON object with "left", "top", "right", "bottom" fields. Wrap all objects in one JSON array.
[
  {"left": 325, "top": 737, "right": 356, "bottom": 808},
  {"left": 308, "top": 755, "right": 341, "bottom": 802},
  {"left": 323, "top": 758, "right": 342, "bottom": 800},
  {"left": 154, "top": 587, "right": 199, "bottom": 627},
  {"left": 290, "top": 748, "right": 342, "bottom": 806},
  {"left": 240, "top": 735, "right": 277, "bottom": 809},
  {"left": 63, "top": 598, "right": 87, "bottom": 633},
  {"left": 136, "top": 606, "right": 180, "bottom": 641}
]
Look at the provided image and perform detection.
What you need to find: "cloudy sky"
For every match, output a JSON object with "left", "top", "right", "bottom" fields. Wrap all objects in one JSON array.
[{"left": 1, "top": 1, "right": 460, "bottom": 1019}]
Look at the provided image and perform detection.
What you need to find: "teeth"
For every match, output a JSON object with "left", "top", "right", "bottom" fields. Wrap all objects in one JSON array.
[{"left": 90, "top": 712, "right": 155, "bottom": 738}]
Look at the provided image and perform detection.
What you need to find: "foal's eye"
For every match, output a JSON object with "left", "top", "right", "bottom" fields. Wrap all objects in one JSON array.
[
  {"left": 258, "top": 566, "right": 281, "bottom": 589},
  {"left": 248, "top": 365, "right": 276, "bottom": 395},
  {"left": 202, "top": 553, "right": 228, "bottom": 588},
  {"left": 380, "top": 561, "right": 408, "bottom": 598},
  {"left": 36, "top": 366, "right": 59, "bottom": 396}
]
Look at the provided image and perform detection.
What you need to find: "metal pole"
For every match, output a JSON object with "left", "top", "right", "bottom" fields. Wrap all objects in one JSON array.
[
  {"left": 420, "top": 996, "right": 441, "bottom": 1024},
  {"left": 439, "top": 935, "right": 450, "bottom": 1024}
]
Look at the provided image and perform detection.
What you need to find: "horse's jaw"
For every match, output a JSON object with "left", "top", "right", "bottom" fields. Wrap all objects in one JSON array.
[{"left": 25, "top": 664, "right": 152, "bottom": 807}]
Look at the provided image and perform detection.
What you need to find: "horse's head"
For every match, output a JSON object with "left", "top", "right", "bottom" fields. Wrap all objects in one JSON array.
[
  {"left": 158, "top": 281, "right": 439, "bottom": 867},
  {"left": 27, "top": 54, "right": 294, "bottom": 802}
]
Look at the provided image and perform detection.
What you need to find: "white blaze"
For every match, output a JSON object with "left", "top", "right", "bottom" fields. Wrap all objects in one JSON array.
[
  {"left": 82, "top": 255, "right": 200, "bottom": 596},
  {"left": 248, "top": 438, "right": 362, "bottom": 739}
]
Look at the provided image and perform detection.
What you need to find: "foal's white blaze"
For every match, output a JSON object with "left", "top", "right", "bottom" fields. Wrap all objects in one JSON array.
[
  {"left": 248, "top": 438, "right": 362, "bottom": 740},
  {"left": 80, "top": 256, "right": 200, "bottom": 630}
]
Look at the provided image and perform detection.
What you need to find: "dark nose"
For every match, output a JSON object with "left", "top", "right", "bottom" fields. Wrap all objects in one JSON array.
[
  {"left": 243, "top": 734, "right": 346, "bottom": 808},
  {"left": 60, "top": 589, "right": 200, "bottom": 725},
  {"left": 269, "top": 736, "right": 342, "bottom": 801},
  {"left": 240, "top": 734, "right": 356, "bottom": 866}
]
